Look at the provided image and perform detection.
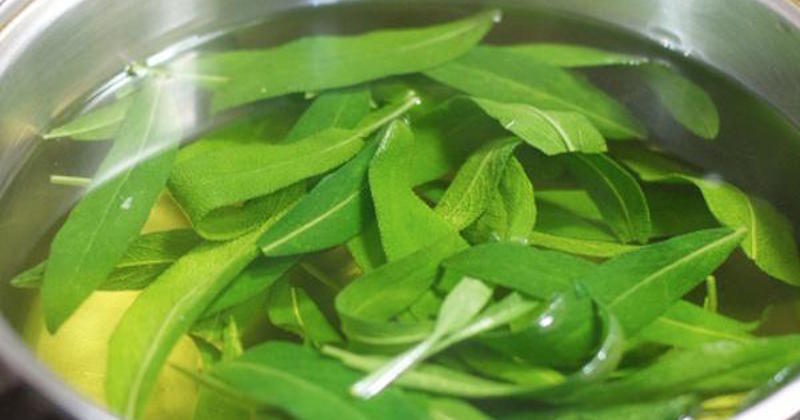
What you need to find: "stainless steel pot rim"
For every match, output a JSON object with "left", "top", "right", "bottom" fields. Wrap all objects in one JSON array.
[{"left": 0, "top": 1, "right": 798, "bottom": 419}]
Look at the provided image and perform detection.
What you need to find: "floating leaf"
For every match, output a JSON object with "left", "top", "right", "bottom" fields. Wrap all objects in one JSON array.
[
  {"left": 258, "top": 137, "right": 378, "bottom": 256},
  {"left": 194, "top": 10, "right": 498, "bottom": 111},
  {"left": 169, "top": 97, "right": 415, "bottom": 240},
  {"left": 435, "top": 137, "right": 519, "bottom": 230},
  {"left": 369, "top": 120, "right": 459, "bottom": 260},
  {"left": 470, "top": 97, "right": 607, "bottom": 155},
  {"left": 465, "top": 157, "right": 536, "bottom": 244}
]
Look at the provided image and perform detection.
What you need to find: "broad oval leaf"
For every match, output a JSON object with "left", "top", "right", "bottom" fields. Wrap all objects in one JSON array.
[
  {"left": 42, "top": 79, "right": 182, "bottom": 332},
  {"left": 424, "top": 46, "right": 645, "bottom": 139},
  {"left": 193, "top": 10, "right": 499, "bottom": 111}
]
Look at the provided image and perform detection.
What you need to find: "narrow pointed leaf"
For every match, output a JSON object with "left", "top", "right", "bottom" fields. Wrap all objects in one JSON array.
[
  {"left": 324, "top": 346, "right": 534, "bottom": 398},
  {"left": 561, "top": 153, "right": 651, "bottom": 243},
  {"left": 369, "top": 120, "right": 459, "bottom": 260},
  {"left": 10, "top": 229, "right": 201, "bottom": 290},
  {"left": 425, "top": 46, "right": 645, "bottom": 139},
  {"left": 105, "top": 188, "right": 300, "bottom": 419},
  {"left": 435, "top": 137, "right": 519, "bottom": 230},
  {"left": 443, "top": 242, "right": 595, "bottom": 300},
  {"left": 615, "top": 144, "right": 800, "bottom": 285},
  {"left": 501, "top": 43, "right": 649, "bottom": 68},
  {"left": 581, "top": 227, "right": 745, "bottom": 335},
  {"left": 202, "top": 256, "right": 298, "bottom": 318},
  {"left": 636, "top": 301, "right": 755, "bottom": 348},
  {"left": 498, "top": 43, "right": 719, "bottom": 139},
  {"left": 527, "top": 231, "right": 639, "bottom": 258},
  {"left": 258, "top": 139, "right": 378, "bottom": 256},
  {"left": 506, "top": 396, "right": 698, "bottom": 420},
  {"left": 202, "top": 342, "right": 424, "bottom": 420},
  {"left": 641, "top": 64, "right": 719, "bottom": 139},
  {"left": 43, "top": 95, "right": 133, "bottom": 140},
  {"left": 465, "top": 157, "right": 536, "bottom": 244},
  {"left": 470, "top": 97, "right": 607, "bottom": 155},
  {"left": 194, "top": 10, "right": 499, "bottom": 111},
  {"left": 268, "top": 277, "right": 343, "bottom": 347},
  {"left": 565, "top": 335, "right": 800, "bottom": 404},
  {"left": 42, "top": 79, "right": 182, "bottom": 332},
  {"left": 351, "top": 277, "right": 493, "bottom": 398}
]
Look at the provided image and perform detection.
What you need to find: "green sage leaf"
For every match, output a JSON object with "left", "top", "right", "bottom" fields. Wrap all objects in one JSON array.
[
  {"left": 195, "top": 10, "right": 498, "bottom": 111},
  {"left": 42, "top": 79, "right": 182, "bottom": 332},
  {"left": 424, "top": 46, "right": 645, "bottom": 139},
  {"left": 434, "top": 137, "right": 520, "bottom": 230}
]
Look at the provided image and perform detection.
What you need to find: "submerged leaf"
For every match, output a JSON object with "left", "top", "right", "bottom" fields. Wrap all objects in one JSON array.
[
  {"left": 267, "top": 277, "right": 343, "bottom": 347},
  {"left": 640, "top": 64, "right": 719, "bottom": 139},
  {"left": 425, "top": 46, "right": 645, "bottom": 139},
  {"left": 42, "top": 79, "right": 182, "bottom": 332},
  {"left": 200, "top": 342, "right": 425, "bottom": 420},
  {"left": 11, "top": 229, "right": 201, "bottom": 290},
  {"left": 105, "top": 187, "right": 300, "bottom": 419},
  {"left": 43, "top": 95, "right": 133, "bottom": 141}
]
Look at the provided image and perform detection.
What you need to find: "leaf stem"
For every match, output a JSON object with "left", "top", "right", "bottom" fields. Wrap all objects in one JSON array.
[{"left": 49, "top": 175, "right": 92, "bottom": 187}]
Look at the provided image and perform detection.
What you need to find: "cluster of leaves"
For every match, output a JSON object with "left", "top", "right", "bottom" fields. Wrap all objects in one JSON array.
[{"left": 12, "top": 9, "right": 800, "bottom": 420}]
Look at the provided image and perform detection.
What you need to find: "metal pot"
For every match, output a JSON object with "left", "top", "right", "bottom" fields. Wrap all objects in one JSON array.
[{"left": 0, "top": 0, "right": 798, "bottom": 418}]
